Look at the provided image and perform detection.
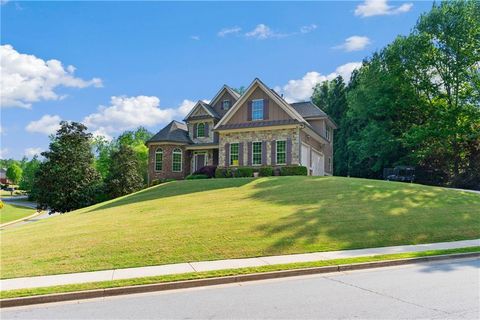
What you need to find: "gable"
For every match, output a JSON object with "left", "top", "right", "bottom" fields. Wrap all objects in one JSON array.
[
  {"left": 211, "top": 90, "right": 238, "bottom": 117},
  {"left": 183, "top": 101, "right": 218, "bottom": 121},
  {"left": 192, "top": 106, "right": 209, "bottom": 117}
]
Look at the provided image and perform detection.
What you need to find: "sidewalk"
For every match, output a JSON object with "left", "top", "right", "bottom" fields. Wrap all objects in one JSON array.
[{"left": 1, "top": 239, "right": 479, "bottom": 291}]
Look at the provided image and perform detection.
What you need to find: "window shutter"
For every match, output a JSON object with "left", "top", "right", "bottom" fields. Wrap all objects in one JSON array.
[
  {"left": 193, "top": 123, "right": 197, "bottom": 138},
  {"left": 262, "top": 141, "right": 267, "bottom": 165},
  {"left": 205, "top": 123, "right": 209, "bottom": 137},
  {"left": 247, "top": 142, "right": 252, "bottom": 166},
  {"left": 271, "top": 140, "right": 276, "bottom": 165},
  {"left": 238, "top": 142, "right": 244, "bottom": 166},
  {"left": 286, "top": 138, "right": 292, "bottom": 165},
  {"left": 225, "top": 143, "right": 230, "bottom": 167},
  {"left": 247, "top": 101, "right": 252, "bottom": 121},
  {"left": 264, "top": 99, "right": 269, "bottom": 120}
]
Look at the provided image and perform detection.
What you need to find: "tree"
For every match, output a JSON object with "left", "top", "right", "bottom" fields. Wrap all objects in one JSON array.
[
  {"left": 19, "top": 156, "right": 41, "bottom": 197},
  {"left": 104, "top": 144, "right": 143, "bottom": 199},
  {"left": 6, "top": 163, "right": 22, "bottom": 185},
  {"left": 233, "top": 86, "right": 246, "bottom": 95},
  {"left": 116, "top": 127, "right": 152, "bottom": 184},
  {"left": 34, "top": 121, "right": 102, "bottom": 213}
]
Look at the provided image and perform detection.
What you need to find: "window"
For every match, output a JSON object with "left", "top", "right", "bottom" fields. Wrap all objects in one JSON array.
[
  {"left": 276, "top": 140, "right": 286, "bottom": 164},
  {"left": 222, "top": 100, "right": 230, "bottom": 110},
  {"left": 155, "top": 148, "right": 163, "bottom": 171},
  {"left": 252, "top": 142, "right": 262, "bottom": 165},
  {"left": 172, "top": 148, "right": 182, "bottom": 172},
  {"left": 197, "top": 123, "right": 205, "bottom": 137},
  {"left": 251, "top": 99, "right": 264, "bottom": 121},
  {"left": 325, "top": 126, "right": 331, "bottom": 141},
  {"left": 230, "top": 143, "right": 239, "bottom": 166}
]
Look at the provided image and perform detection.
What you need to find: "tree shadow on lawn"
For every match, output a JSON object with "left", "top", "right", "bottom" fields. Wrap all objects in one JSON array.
[
  {"left": 249, "top": 176, "right": 480, "bottom": 255},
  {"left": 85, "top": 178, "right": 255, "bottom": 213}
]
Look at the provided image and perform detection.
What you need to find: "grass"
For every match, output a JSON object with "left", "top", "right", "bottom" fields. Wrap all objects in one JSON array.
[
  {"left": 1, "top": 176, "right": 479, "bottom": 279},
  {"left": 0, "top": 203, "right": 36, "bottom": 224},
  {"left": 1, "top": 246, "right": 478, "bottom": 300}
]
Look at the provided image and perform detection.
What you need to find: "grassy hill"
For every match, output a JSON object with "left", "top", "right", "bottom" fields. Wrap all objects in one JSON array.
[
  {"left": 1, "top": 176, "right": 479, "bottom": 279},
  {"left": 0, "top": 203, "right": 35, "bottom": 224}
]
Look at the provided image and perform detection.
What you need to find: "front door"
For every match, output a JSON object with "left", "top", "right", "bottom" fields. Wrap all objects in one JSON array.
[{"left": 194, "top": 154, "right": 206, "bottom": 172}]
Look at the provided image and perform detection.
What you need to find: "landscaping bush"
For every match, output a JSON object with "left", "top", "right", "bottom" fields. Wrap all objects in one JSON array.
[
  {"left": 280, "top": 165, "right": 308, "bottom": 176},
  {"left": 151, "top": 178, "right": 176, "bottom": 186},
  {"left": 258, "top": 167, "right": 274, "bottom": 177},
  {"left": 193, "top": 165, "right": 217, "bottom": 178},
  {"left": 186, "top": 174, "right": 210, "bottom": 180},
  {"left": 215, "top": 168, "right": 227, "bottom": 178},
  {"left": 233, "top": 167, "right": 254, "bottom": 178}
]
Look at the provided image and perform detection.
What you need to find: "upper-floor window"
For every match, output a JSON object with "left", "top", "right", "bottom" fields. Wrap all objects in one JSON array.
[
  {"left": 197, "top": 123, "right": 205, "bottom": 137},
  {"left": 325, "top": 126, "right": 331, "bottom": 141},
  {"left": 230, "top": 143, "right": 239, "bottom": 166},
  {"left": 251, "top": 99, "right": 264, "bottom": 121},
  {"left": 155, "top": 148, "right": 163, "bottom": 171},
  {"left": 252, "top": 142, "right": 262, "bottom": 165},
  {"left": 276, "top": 140, "right": 286, "bottom": 165},
  {"left": 222, "top": 100, "right": 231, "bottom": 110},
  {"left": 172, "top": 148, "right": 182, "bottom": 172}
]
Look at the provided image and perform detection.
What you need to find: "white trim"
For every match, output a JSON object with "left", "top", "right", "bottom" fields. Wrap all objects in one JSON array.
[
  {"left": 183, "top": 101, "right": 215, "bottom": 120},
  {"left": 221, "top": 99, "right": 231, "bottom": 111},
  {"left": 251, "top": 141, "right": 262, "bottom": 166},
  {"left": 276, "top": 140, "right": 287, "bottom": 165},
  {"left": 193, "top": 152, "right": 208, "bottom": 172},
  {"left": 209, "top": 85, "right": 240, "bottom": 108},
  {"left": 172, "top": 148, "right": 183, "bottom": 172},
  {"left": 229, "top": 142, "right": 240, "bottom": 167},
  {"left": 196, "top": 122, "right": 206, "bottom": 137},
  {"left": 154, "top": 147, "right": 163, "bottom": 172},
  {"left": 214, "top": 79, "right": 306, "bottom": 129},
  {"left": 251, "top": 99, "right": 265, "bottom": 121}
]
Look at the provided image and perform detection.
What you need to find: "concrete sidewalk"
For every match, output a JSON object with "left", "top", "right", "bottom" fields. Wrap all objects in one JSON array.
[{"left": 1, "top": 239, "right": 478, "bottom": 291}]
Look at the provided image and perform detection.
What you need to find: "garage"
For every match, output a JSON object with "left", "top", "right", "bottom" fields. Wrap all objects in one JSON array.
[{"left": 311, "top": 149, "right": 325, "bottom": 176}]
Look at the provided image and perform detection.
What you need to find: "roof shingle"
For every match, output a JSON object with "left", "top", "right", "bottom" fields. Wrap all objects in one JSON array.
[{"left": 147, "top": 121, "right": 192, "bottom": 144}]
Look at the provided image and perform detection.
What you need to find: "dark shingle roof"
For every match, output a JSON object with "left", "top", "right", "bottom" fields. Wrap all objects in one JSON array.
[
  {"left": 200, "top": 102, "right": 220, "bottom": 119},
  {"left": 216, "top": 119, "right": 299, "bottom": 130},
  {"left": 147, "top": 121, "right": 192, "bottom": 144},
  {"left": 184, "top": 101, "right": 220, "bottom": 121},
  {"left": 290, "top": 101, "right": 328, "bottom": 118}
]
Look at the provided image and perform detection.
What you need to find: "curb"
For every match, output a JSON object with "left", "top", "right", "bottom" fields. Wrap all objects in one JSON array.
[
  {"left": 1, "top": 251, "right": 478, "bottom": 308},
  {"left": 0, "top": 210, "right": 42, "bottom": 229}
]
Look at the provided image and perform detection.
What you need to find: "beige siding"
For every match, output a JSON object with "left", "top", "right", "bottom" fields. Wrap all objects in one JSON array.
[
  {"left": 307, "top": 119, "right": 326, "bottom": 136},
  {"left": 300, "top": 130, "right": 333, "bottom": 175},
  {"left": 226, "top": 87, "right": 291, "bottom": 125}
]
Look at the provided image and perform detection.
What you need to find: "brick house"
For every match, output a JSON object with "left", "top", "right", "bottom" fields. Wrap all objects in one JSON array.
[{"left": 146, "top": 78, "right": 336, "bottom": 182}]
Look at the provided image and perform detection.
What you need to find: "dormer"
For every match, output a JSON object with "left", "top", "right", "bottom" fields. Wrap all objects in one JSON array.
[
  {"left": 183, "top": 100, "right": 219, "bottom": 144},
  {"left": 209, "top": 85, "right": 241, "bottom": 117}
]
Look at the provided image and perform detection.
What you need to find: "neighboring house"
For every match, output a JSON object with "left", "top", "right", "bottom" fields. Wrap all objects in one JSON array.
[
  {"left": 0, "top": 168, "right": 9, "bottom": 184},
  {"left": 146, "top": 78, "right": 336, "bottom": 182}
]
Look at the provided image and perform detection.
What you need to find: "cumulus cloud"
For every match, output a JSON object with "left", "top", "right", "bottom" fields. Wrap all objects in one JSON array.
[
  {"left": 0, "top": 44, "right": 102, "bottom": 108},
  {"left": 245, "top": 24, "right": 276, "bottom": 39},
  {"left": 274, "top": 62, "right": 362, "bottom": 102},
  {"left": 334, "top": 36, "right": 371, "bottom": 52},
  {"left": 300, "top": 24, "right": 318, "bottom": 34},
  {"left": 24, "top": 147, "right": 43, "bottom": 158},
  {"left": 25, "top": 114, "right": 62, "bottom": 135},
  {"left": 0, "top": 148, "right": 8, "bottom": 159},
  {"left": 217, "top": 26, "right": 242, "bottom": 37},
  {"left": 355, "top": 0, "right": 413, "bottom": 17}
]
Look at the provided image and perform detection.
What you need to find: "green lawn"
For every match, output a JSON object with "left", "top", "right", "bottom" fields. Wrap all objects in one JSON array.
[
  {"left": 1, "top": 176, "right": 479, "bottom": 279},
  {"left": 0, "top": 203, "right": 35, "bottom": 224}
]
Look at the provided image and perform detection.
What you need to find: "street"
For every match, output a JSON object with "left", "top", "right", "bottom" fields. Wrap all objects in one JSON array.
[{"left": 2, "top": 257, "right": 479, "bottom": 319}]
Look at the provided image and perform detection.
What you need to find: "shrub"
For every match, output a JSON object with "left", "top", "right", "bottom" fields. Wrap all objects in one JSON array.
[
  {"left": 233, "top": 167, "right": 254, "bottom": 177},
  {"left": 280, "top": 165, "right": 308, "bottom": 176},
  {"left": 151, "top": 178, "right": 176, "bottom": 186},
  {"left": 186, "top": 174, "right": 210, "bottom": 180},
  {"left": 258, "top": 167, "right": 274, "bottom": 177},
  {"left": 215, "top": 168, "right": 227, "bottom": 178},
  {"left": 193, "top": 165, "right": 217, "bottom": 178}
]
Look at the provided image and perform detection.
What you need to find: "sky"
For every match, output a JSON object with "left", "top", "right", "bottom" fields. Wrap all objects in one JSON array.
[{"left": 1, "top": 0, "right": 435, "bottom": 160}]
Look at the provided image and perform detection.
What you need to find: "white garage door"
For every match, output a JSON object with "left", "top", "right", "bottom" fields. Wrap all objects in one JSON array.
[
  {"left": 311, "top": 150, "right": 325, "bottom": 176},
  {"left": 301, "top": 144, "right": 310, "bottom": 171}
]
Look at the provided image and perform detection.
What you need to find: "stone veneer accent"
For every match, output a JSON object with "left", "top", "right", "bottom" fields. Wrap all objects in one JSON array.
[
  {"left": 148, "top": 144, "right": 190, "bottom": 183},
  {"left": 187, "top": 119, "right": 216, "bottom": 144},
  {"left": 218, "top": 127, "right": 300, "bottom": 167}
]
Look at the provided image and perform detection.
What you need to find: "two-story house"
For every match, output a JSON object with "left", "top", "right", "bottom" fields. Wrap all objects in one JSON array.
[{"left": 146, "top": 78, "right": 336, "bottom": 182}]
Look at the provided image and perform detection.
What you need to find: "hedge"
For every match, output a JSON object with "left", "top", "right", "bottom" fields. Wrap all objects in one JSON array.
[
  {"left": 279, "top": 165, "right": 308, "bottom": 176},
  {"left": 258, "top": 167, "right": 274, "bottom": 177},
  {"left": 186, "top": 174, "right": 210, "bottom": 180},
  {"left": 215, "top": 166, "right": 307, "bottom": 178}
]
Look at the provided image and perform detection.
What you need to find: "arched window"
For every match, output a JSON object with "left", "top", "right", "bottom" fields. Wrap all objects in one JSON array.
[
  {"left": 172, "top": 148, "right": 182, "bottom": 172},
  {"left": 197, "top": 123, "right": 205, "bottom": 137},
  {"left": 155, "top": 148, "right": 163, "bottom": 171}
]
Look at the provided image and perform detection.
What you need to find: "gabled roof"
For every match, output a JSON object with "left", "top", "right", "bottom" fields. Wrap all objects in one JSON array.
[
  {"left": 290, "top": 101, "right": 328, "bottom": 118},
  {"left": 214, "top": 78, "right": 307, "bottom": 129},
  {"left": 209, "top": 85, "right": 241, "bottom": 107},
  {"left": 183, "top": 100, "right": 220, "bottom": 121},
  {"left": 146, "top": 120, "right": 192, "bottom": 144}
]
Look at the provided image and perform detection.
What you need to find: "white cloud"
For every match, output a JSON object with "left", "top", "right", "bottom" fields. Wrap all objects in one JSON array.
[
  {"left": 245, "top": 24, "right": 285, "bottom": 40},
  {"left": 355, "top": 0, "right": 413, "bottom": 17},
  {"left": 275, "top": 62, "right": 362, "bottom": 102},
  {"left": 83, "top": 96, "right": 177, "bottom": 139},
  {"left": 334, "top": 36, "right": 371, "bottom": 52},
  {"left": 300, "top": 24, "right": 318, "bottom": 34},
  {"left": 0, "top": 0, "right": 10, "bottom": 5},
  {"left": 0, "top": 44, "right": 102, "bottom": 109},
  {"left": 190, "top": 35, "right": 200, "bottom": 41},
  {"left": 0, "top": 148, "right": 8, "bottom": 159},
  {"left": 176, "top": 99, "right": 197, "bottom": 117},
  {"left": 24, "top": 147, "right": 43, "bottom": 158},
  {"left": 25, "top": 114, "right": 62, "bottom": 135},
  {"left": 218, "top": 26, "right": 242, "bottom": 37}
]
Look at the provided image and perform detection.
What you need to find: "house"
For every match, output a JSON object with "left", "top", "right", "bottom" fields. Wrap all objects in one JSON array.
[
  {"left": 0, "top": 168, "right": 9, "bottom": 184},
  {"left": 146, "top": 78, "right": 336, "bottom": 182}
]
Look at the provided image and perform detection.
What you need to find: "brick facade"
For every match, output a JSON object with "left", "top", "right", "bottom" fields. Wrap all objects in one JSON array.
[{"left": 148, "top": 144, "right": 191, "bottom": 183}]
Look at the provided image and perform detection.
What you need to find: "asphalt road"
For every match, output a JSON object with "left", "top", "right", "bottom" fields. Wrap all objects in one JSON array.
[{"left": 2, "top": 258, "right": 479, "bottom": 319}]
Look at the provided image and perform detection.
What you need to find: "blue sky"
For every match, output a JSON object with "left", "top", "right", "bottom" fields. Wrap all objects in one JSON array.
[{"left": 1, "top": 0, "right": 434, "bottom": 159}]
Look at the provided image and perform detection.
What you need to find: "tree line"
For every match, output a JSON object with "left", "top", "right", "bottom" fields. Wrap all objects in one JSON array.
[{"left": 312, "top": 0, "right": 479, "bottom": 190}]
